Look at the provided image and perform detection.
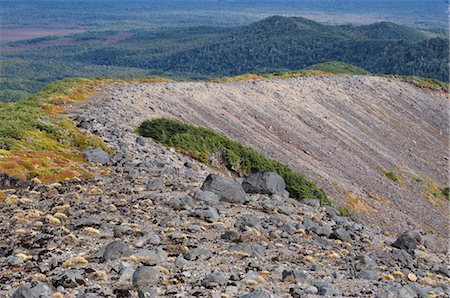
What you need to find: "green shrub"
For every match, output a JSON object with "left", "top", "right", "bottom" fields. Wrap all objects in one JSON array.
[
  {"left": 442, "top": 187, "right": 450, "bottom": 200},
  {"left": 385, "top": 171, "right": 400, "bottom": 182},
  {"left": 337, "top": 206, "right": 353, "bottom": 217},
  {"left": 138, "top": 118, "right": 330, "bottom": 205}
]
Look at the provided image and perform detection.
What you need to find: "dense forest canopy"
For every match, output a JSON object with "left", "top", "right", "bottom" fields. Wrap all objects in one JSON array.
[{"left": 1, "top": 15, "right": 448, "bottom": 102}]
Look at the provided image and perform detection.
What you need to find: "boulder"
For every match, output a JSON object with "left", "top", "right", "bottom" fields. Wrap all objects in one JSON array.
[
  {"left": 392, "top": 231, "right": 419, "bottom": 254},
  {"left": 12, "top": 282, "right": 53, "bottom": 298},
  {"left": 201, "top": 174, "right": 248, "bottom": 204},
  {"left": 83, "top": 148, "right": 109, "bottom": 164},
  {"left": 102, "top": 240, "right": 133, "bottom": 262},
  {"left": 242, "top": 171, "right": 285, "bottom": 195},
  {"left": 132, "top": 266, "right": 161, "bottom": 289}
]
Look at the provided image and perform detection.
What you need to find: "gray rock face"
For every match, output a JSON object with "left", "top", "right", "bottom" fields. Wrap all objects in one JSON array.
[
  {"left": 392, "top": 231, "right": 419, "bottom": 254},
  {"left": 12, "top": 282, "right": 53, "bottom": 298},
  {"left": 132, "top": 266, "right": 161, "bottom": 289},
  {"left": 102, "top": 240, "right": 133, "bottom": 262},
  {"left": 201, "top": 174, "right": 248, "bottom": 204},
  {"left": 83, "top": 148, "right": 109, "bottom": 164},
  {"left": 242, "top": 171, "right": 286, "bottom": 195}
]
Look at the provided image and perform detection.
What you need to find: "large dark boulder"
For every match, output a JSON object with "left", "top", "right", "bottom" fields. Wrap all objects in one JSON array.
[
  {"left": 242, "top": 172, "right": 285, "bottom": 195},
  {"left": 392, "top": 231, "right": 420, "bottom": 254},
  {"left": 201, "top": 174, "right": 248, "bottom": 204}
]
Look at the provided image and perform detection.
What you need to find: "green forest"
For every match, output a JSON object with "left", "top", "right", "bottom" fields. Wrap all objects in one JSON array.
[{"left": 1, "top": 16, "right": 448, "bottom": 102}]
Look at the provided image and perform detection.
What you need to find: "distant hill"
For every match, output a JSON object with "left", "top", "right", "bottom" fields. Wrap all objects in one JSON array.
[
  {"left": 1, "top": 16, "right": 448, "bottom": 102},
  {"left": 150, "top": 16, "right": 448, "bottom": 80},
  {"left": 338, "top": 21, "right": 441, "bottom": 41}
]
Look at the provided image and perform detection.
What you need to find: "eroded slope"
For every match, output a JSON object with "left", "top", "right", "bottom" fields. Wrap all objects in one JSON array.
[{"left": 90, "top": 75, "right": 449, "bottom": 236}]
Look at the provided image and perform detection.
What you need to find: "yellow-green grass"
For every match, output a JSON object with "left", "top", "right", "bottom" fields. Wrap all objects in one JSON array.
[{"left": 0, "top": 78, "right": 114, "bottom": 181}]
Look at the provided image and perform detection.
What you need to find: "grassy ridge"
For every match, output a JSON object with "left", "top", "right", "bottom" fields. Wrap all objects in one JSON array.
[{"left": 138, "top": 118, "right": 330, "bottom": 205}]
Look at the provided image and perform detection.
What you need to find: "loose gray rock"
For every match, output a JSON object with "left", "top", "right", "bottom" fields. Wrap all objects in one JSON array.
[
  {"left": 102, "top": 240, "right": 133, "bottom": 262},
  {"left": 190, "top": 207, "right": 220, "bottom": 222},
  {"left": 202, "top": 271, "right": 229, "bottom": 288},
  {"left": 316, "top": 283, "right": 339, "bottom": 296},
  {"left": 146, "top": 178, "right": 165, "bottom": 192},
  {"left": 330, "top": 227, "right": 352, "bottom": 243},
  {"left": 240, "top": 289, "right": 274, "bottom": 298},
  {"left": 242, "top": 171, "right": 285, "bottom": 195},
  {"left": 201, "top": 174, "right": 248, "bottom": 204},
  {"left": 132, "top": 266, "right": 161, "bottom": 289},
  {"left": 53, "top": 270, "right": 85, "bottom": 288},
  {"left": 168, "top": 195, "right": 194, "bottom": 210},
  {"left": 73, "top": 217, "right": 102, "bottom": 229},
  {"left": 234, "top": 214, "right": 261, "bottom": 231},
  {"left": 282, "top": 269, "right": 308, "bottom": 282},
  {"left": 12, "top": 282, "right": 53, "bottom": 298},
  {"left": 302, "top": 198, "right": 321, "bottom": 208},
  {"left": 7, "top": 255, "right": 23, "bottom": 267},
  {"left": 422, "top": 234, "right": 447, "bottom": 253},
  {"left": 221, "top": 230, "right": 240, "bottom": 242},
  {"left": 83, "top": 148, "right": 109, "bottom": 164},
  {"left": 193, "top": 189, "right": 220, "bottom": 205},
  {"left": 357, "top": 270, "right": 379, "bottom": 280}
]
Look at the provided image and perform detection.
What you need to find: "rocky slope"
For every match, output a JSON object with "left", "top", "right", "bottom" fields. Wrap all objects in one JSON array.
[
  {"left": 87, "top": 75, "right": 448, "bottom": 237},
  {"left": 0, "top": 75, "right": 449, "bottom": 297}
]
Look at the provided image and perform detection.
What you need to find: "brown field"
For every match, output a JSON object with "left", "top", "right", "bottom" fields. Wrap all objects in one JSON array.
[{"left": 0, "top": 28, "right": 84, "bottom": 42}]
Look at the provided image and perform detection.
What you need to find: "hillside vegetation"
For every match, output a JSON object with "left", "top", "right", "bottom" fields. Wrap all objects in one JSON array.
[
  {"left": 0, "top": 78, "right": 111, "bottom": 181},
  {"left": 1, "top": 16, "right": 448, "bottom": 102},
  {"left": 138, "top": 118, "right": 330, "bottom": 205}
]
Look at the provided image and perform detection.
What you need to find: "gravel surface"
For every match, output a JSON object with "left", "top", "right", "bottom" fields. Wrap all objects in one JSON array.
[{"left": 1, "top": 75, "right": 448, "bottom": 297}]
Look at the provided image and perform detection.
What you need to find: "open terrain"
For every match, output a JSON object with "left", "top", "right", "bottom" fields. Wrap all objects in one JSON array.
[
  {"left": 0, "top": 75, "right": 448, "bottom": 297},
  {"left": 1, "top": 16, "right": 448, "bottom": 102},
  {"left": 85, "top": 75, "right": 449, "bottom": 237}
]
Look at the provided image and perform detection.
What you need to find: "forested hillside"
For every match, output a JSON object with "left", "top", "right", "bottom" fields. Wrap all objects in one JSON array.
[{"left": 1, "top": 16, "right": 448, "bottom": 102}]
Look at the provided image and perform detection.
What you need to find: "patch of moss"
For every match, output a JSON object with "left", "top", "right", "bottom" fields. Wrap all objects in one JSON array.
[{"left": 137, "top": 118, "right": 330, "bottom": 205}]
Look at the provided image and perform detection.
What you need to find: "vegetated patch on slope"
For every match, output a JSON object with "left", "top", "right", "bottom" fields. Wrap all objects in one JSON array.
[
  {"left": 0, "top": 78, "right": 113, "bottom": 181},
  {"left": 209, "top": 60, "right": 369, "bottom": 82},
  {"left": 137, "top": 118, "right": 330, "bottom": 205},
  {"left": 305, "top": 61, "right": 370, "bottom": 75}
]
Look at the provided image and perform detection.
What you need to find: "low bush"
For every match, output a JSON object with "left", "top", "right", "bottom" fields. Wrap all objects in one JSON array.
[
  {"left": 385, "top": 171, "right": 400, "bottom": 182},
  {"left": 138, "top": 118, "right": 330, "bottom": 205}
]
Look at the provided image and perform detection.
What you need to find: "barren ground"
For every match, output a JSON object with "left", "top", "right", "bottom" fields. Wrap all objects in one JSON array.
[{"left": 89, "top": 75, "right": 449, "bottom": 237}]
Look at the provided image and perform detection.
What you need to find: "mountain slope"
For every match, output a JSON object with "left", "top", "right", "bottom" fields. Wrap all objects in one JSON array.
[{"left": 87, "top": 75, "right": 449, "bottom": 237}]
